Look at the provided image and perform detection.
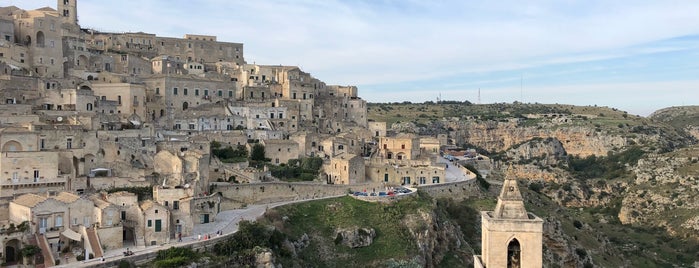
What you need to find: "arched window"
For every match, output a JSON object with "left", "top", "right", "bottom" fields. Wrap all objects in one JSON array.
[
  {"left": 182, "top": 102, "right": 189, "bottom": 110},
  {"left": 507, "top": 239, "right": 521, "bottom": 268},
  {"left": 36, "top": 31, "right": 45, "bottom": 47}
]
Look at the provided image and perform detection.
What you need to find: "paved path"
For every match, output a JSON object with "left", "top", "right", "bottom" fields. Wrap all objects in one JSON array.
[
  {"left": 436, "top": 156, "right": 477, "bottom": 182},
  {"left": 58, "top": 196, "right": 343, "bottom": 267}
]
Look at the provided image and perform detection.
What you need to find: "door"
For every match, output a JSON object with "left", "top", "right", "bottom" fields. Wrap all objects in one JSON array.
[
  {"left": 39, "top": 218, "right": 47, "bottom": 234},
  {"left": 155, "top": 219, "right": 162, "bottom": 232}
]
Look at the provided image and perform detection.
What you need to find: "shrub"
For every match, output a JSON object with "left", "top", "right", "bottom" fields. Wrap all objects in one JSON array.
[{"left": 528, "top": 182, "right": 543, "bottom": 193}]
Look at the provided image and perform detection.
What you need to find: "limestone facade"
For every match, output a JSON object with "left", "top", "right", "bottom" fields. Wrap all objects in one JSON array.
[{"left": 475, "top": 171, "right": 543, "bottom": 268}]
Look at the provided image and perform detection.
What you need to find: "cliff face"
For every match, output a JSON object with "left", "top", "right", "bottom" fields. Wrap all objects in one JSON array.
[
  {"left": 619, "top": 153, "right": 699, "bottom": 239},
  {"left": 402, "top": 209, "right": 472, "bottom": 267},
  {"left": 452, "top": 122, "right": 628, "bottom": 157}
]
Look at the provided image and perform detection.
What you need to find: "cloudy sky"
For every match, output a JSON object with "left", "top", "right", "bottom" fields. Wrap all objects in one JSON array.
[{"left": 12, "top": 0, "right": 699, "bottom": 115}]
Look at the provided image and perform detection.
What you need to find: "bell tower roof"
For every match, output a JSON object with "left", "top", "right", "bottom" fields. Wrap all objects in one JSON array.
[{"left": 493, "top": 165, "right": 529, "bottom": 219}]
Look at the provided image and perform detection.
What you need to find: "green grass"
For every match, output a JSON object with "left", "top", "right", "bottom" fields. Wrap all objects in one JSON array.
[{"left": 263, "top": 195, "right": 434, "bottom": 267}]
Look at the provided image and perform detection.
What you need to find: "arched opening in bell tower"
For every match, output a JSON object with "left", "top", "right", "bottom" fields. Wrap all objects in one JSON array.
[{"left": 507, "top": 238, "right": 521, "bottom": 268}]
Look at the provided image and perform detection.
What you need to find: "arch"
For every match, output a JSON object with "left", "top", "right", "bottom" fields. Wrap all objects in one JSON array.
[
  {"left": 36, "top": 31, "right": 45, "bottom": 47},
  {"left": 77, "top": 55, "right": 88, "bottom": 68},
  {"left": 182, "top": 102, "right": 189, "bottom": 110},
  {"left": 507, "top": 238, "right": 521, "bottom": 268},
  {"left": 4, "top": 239, "right": 20, "bottom": 264},
  {"left": 87, "top": 75, "right": 94, "bottom": 80},
  {"left": 2, "top": 140, "right": 22, "bottom": 152},
  {"left": 396, "top": 152, "right": 406, "bottom": 160}
]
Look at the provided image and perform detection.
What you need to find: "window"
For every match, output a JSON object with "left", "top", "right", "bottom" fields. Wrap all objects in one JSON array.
[
  {"left": 40, "top": 138, "right": 45, "bottom": 149},
  {"left": 229, "top": 91, "right": 233, "bottom": 97},
  {"left": 66, "top": 138, "right": 72, "bottom": 149},
  {"left": 147, "top": 220, "right": 152, "bottom": 227},
  {"left": 195, "top": 89, "right": 199, "bottom": 96},
  {"left": 204, "top": 89, "right": 209, "bottom": 96},
  {"left": 73, "top": 218, "right": 78, "bottom": 225},
  {"left": 173, "top": 87, "right": 178, "bottom": 95},
  {"left": 183, "top": 88, "right": 188, "bottom": 95},
  {"left": 33, "top": 170, "right": 40, "bottom": 181},
  {"left": 156, "top": 87, "right": 160, "bottom": 95},
  {"left": 118, "top": 95, "right": 122, "bottom": 105},
  {"left": 173, "top": 201, "right": 179, "bottom": 210},
  {"left": 55, "top": 215, "right": 63, "bottom": 227},
  {"left": 218, "top": 90, "right": 222, "bottom": 97},
  {"left": 39, "top": 218, "right": 48, "bottom": 230},
  {"left": 164, "top": 201, "right": 169, "bottom": 207},
  {"left": 121, "top": 211, "right": 126, "bottom": 220}
]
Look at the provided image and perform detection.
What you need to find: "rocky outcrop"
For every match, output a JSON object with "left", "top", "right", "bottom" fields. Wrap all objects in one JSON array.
[
  {"left": 505, "top": 137, "right": 568, "bottom": 166},
  {"left": 254, "top": 247, "right": 276, "bottom": 268},
  {"left": 619, "top": 154, "right": 699, "bottom": 234},
  {"left": 334, "top": 227, "right": 376, "bottom": 248},
  {"left": 452, "top": 121, "right": 628, "bottom": 157},
  {"left": 402, "top": 210, "right": 471, "bottom": 268}
]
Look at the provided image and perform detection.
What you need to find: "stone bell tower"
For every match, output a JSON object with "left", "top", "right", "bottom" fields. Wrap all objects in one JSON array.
[
  {"left": 57, "top": 0, "right": 78, "bottom": 25},
  {"left": 475, "top": 167, "right": 543, "bottom": 268}
]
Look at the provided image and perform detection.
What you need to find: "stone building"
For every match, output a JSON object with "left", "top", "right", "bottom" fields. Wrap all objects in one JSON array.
[
  {"left": 260, "top": 139, "right": 300, "bottom": 165},
  {"left": 475, "top": 169, "right": 543, "bottom": 268},
  {"left": 378, "top": 133, "right": 421, "bottom": 160},
  {"left": 139, "top": 200, "right": 170, "bottom": 246},
  {"left": 324, "top": 153, "right": 365, "bottom": 185},
  {"left": 364, "top": 158, "right": 445, "bottom": 186}
]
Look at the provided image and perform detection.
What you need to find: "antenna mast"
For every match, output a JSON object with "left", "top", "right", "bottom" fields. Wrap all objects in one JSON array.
[
  {"left": 520, "top": 74, "right": 523, "bottom": 102},
  {"left": 478, "top": 88, "right": 481, "bottom": 104}
]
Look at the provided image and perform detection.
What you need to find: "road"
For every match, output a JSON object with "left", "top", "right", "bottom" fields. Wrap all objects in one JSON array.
[{"left": 436, "top": 156, "right": 477, "bottom": 182}]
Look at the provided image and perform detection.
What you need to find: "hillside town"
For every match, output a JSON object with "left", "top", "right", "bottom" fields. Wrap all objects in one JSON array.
[{"left": 0, "top": 1, "right": 479, "bottom": 266}]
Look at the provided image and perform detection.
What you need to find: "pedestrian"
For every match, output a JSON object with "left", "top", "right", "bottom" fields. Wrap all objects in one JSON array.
[{"left": 198, "top": 233, "right": 201, "bottom": 240}]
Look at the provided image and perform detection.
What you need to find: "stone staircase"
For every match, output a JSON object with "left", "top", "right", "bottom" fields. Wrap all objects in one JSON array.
[
  {"left": 85, "top": 227, "right": 103, "bottom": 258},
  {"left": 33, "top": 234, "right": 53, "bottom": 267}
]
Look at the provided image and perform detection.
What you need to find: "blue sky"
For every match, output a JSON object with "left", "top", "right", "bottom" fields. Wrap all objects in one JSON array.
[{"left": 12, "top": 0, "right": 699, "bottom": 116}]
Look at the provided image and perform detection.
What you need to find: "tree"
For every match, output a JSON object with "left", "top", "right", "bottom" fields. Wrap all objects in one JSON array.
[
  {"left": 21, "top": 245, "right": 41, "bottom": 264},
  {"left": 250, "top": 144, "right": 267, "bottom": 161}
]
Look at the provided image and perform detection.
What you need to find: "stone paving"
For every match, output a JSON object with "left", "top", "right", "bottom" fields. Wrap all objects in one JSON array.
[{"left": 437, "top": 156, "right": 477, "bottom": 182}]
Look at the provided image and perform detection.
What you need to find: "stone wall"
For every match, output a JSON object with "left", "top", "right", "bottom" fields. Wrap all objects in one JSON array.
[
  {"left": 97, "top": 226, "right": 123, "bottom": 251},
  {"left": 214, "top": 181, "right": 383, "bottom": 210},
  {"left": 417, "top": 179, "right": 483, "bottom": 200}
]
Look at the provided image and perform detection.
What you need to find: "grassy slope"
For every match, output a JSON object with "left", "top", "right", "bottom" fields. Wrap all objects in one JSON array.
[
  {"left": 648, "top": 105, "right": 699, "bottom": 138},
  {"left": 368, "top": 102, "right": 663, "bottom": 136},
  {"left": 261, "top": 195, "right": 434, "bottom": 267}
]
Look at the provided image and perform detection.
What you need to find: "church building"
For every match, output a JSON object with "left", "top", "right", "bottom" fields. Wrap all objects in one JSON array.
[{"left": 475, "top": 169, "right": 544, "bottom": 268}]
